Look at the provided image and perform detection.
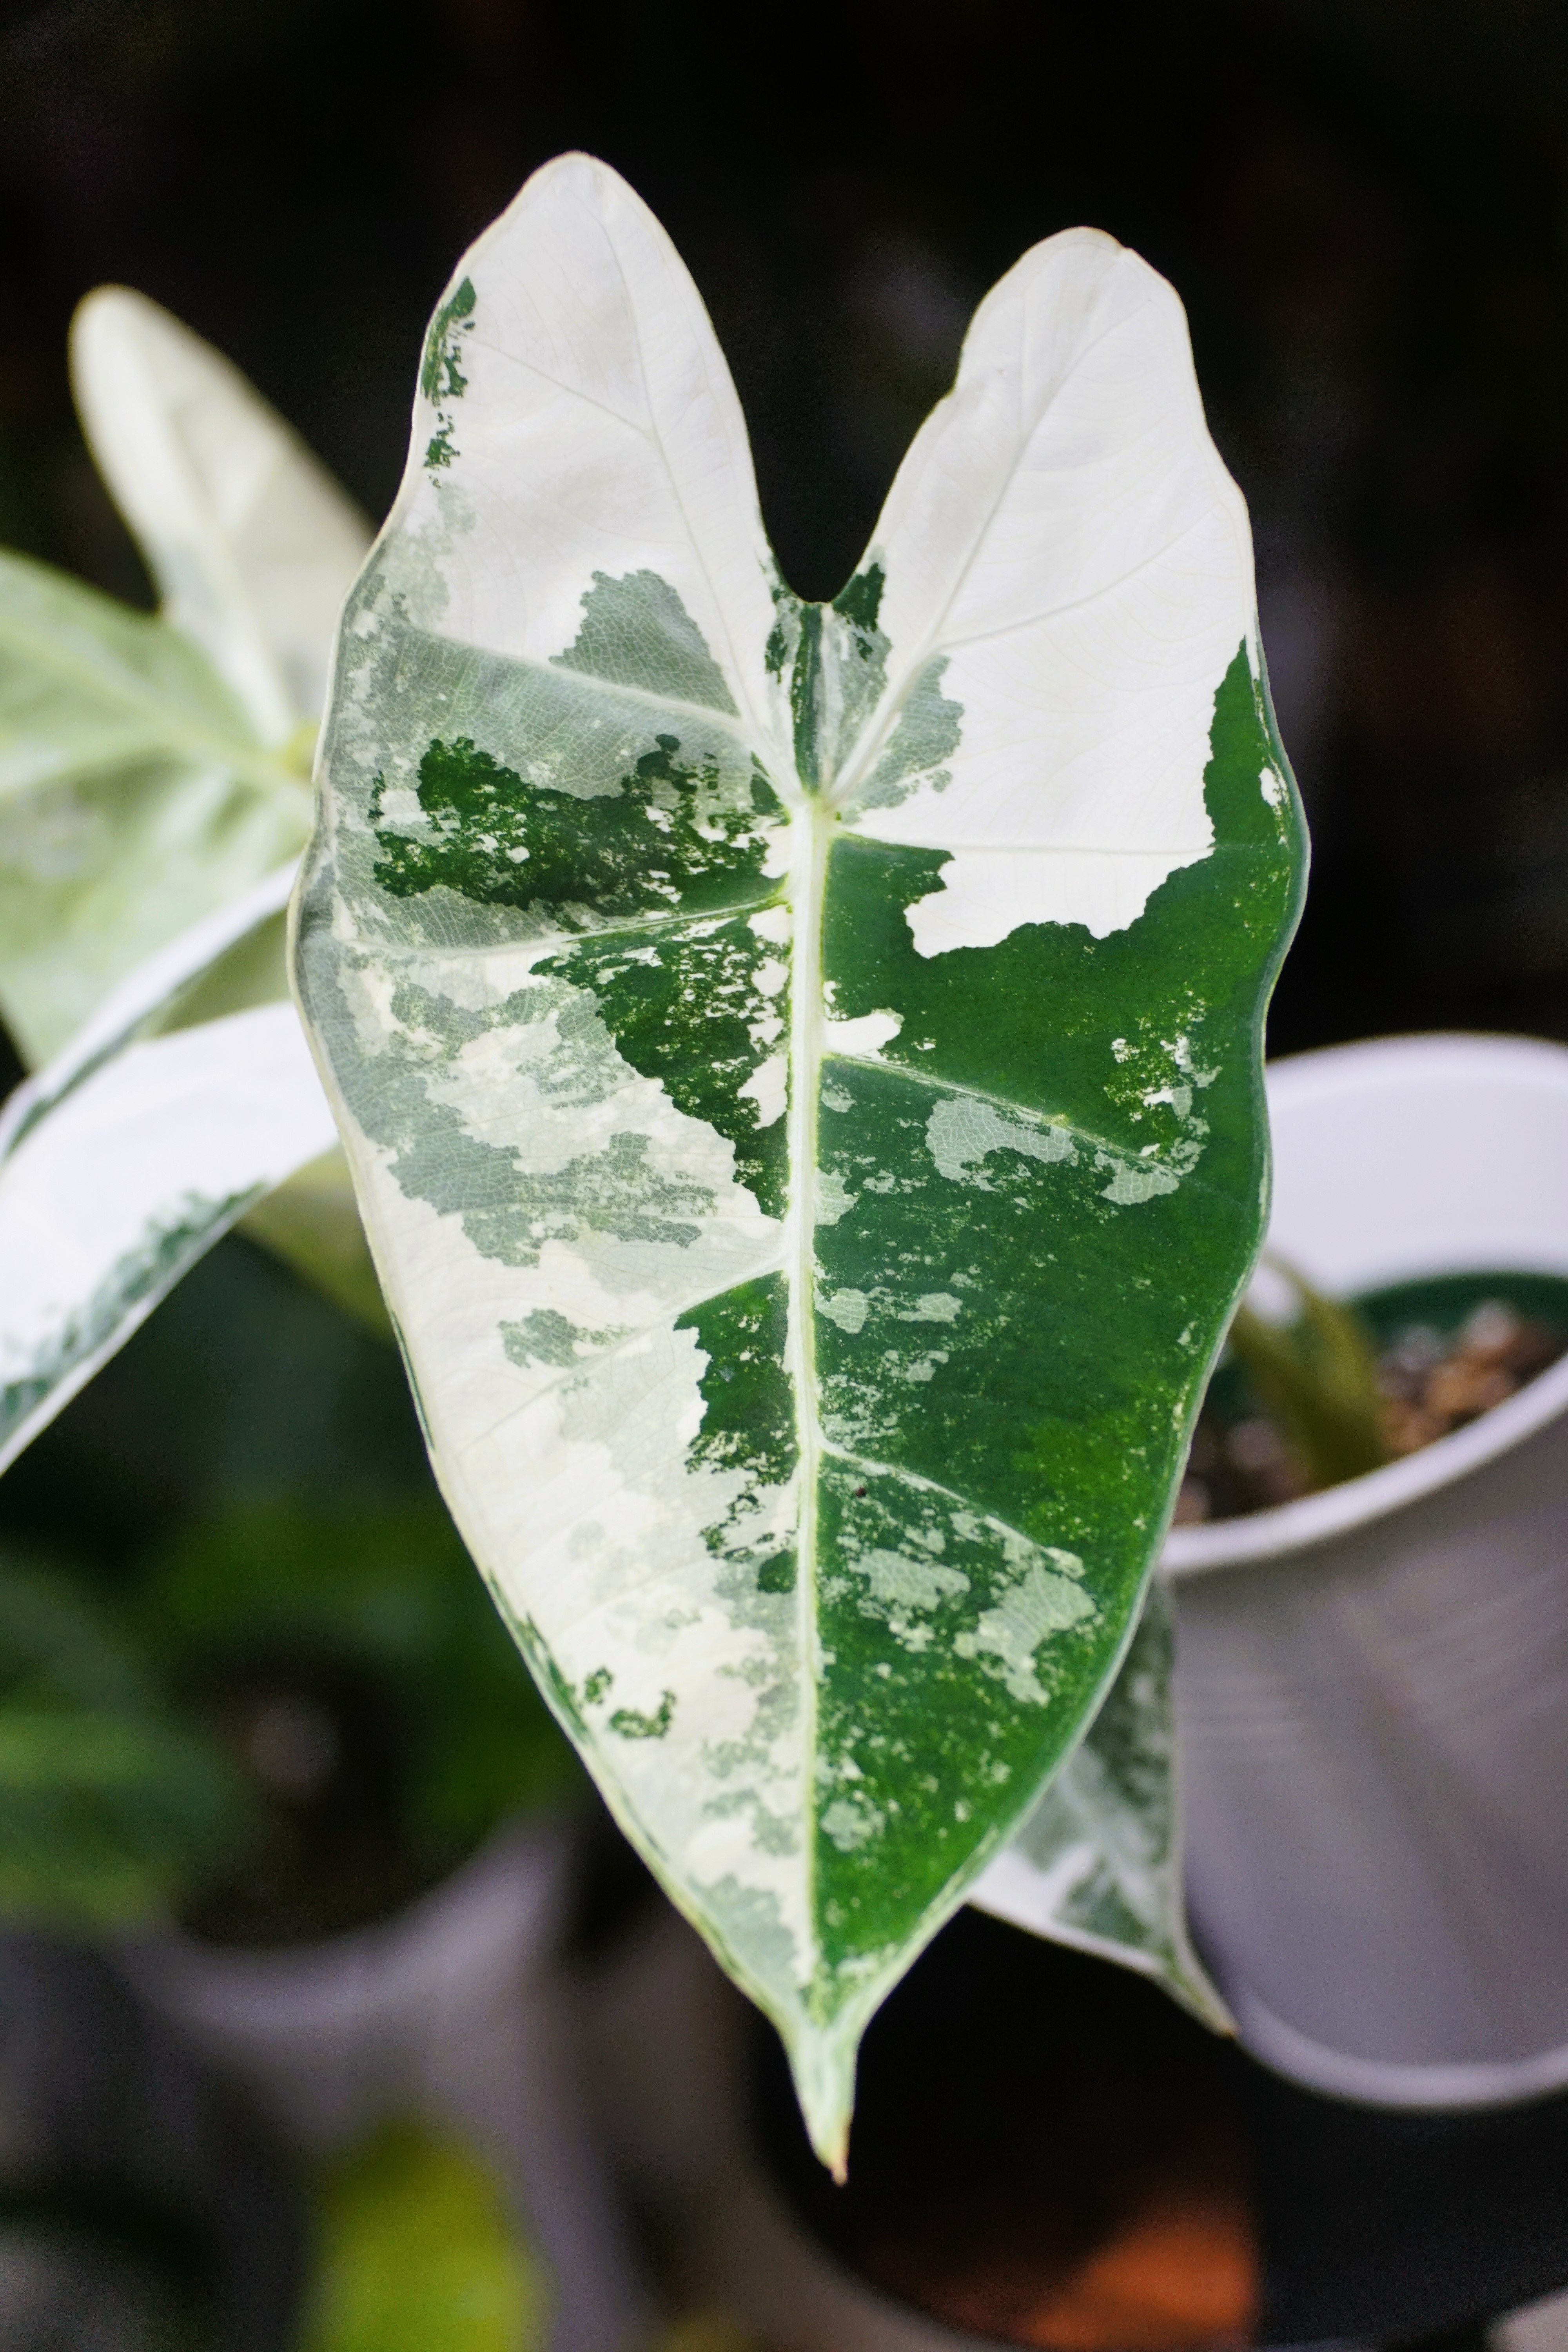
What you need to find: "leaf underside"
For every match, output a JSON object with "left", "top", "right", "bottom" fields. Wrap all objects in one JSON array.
[{"left": 294, "top": 154, "right": 1305, "bottom": 2167}]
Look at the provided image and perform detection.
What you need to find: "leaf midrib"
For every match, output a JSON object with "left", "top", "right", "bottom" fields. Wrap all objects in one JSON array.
[{"left": 784, "top": 796, "right": 829, "bottom": 1953}]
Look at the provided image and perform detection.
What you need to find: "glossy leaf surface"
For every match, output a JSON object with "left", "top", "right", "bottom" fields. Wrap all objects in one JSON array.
[{"left": 294, "top": 154, "right": 1305, "bottom": 2164}]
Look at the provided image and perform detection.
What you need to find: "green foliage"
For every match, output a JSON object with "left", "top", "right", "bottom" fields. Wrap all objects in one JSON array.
[
  {"left": 1226, "top": 1259, "right": 1387, "bottom": 1490},
  {"left": 299, "top": 2121, "right": 546, "bottom": 2352},
  {"left": 0, "top": 1555, "right": 245, "bottom": 1926},
  {"left": 371, "top": 732, "right": 778, "bottom": 920},
  {"left": 136, "top": 1496, "right": 581, "bottom": 1852}
]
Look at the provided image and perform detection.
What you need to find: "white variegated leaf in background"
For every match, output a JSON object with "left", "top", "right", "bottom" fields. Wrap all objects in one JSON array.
[
  {"left": 0, "top": 546, "right": 307, "bottom": 1064},
  {"left": 0, "top": 866, "right": 339, "bottom": 1475},
  {"left": 293, "top": 153, "right": 1305, "bottom": 2167},
  {"left": 0, "top": 281, "right": 370, "bottom": 1058},
  {"left": 69, "top": 287, "right": 371, "bottom": 755},
  {"left": 0, "top": 288, "right": 383, "bottom": 1328}
]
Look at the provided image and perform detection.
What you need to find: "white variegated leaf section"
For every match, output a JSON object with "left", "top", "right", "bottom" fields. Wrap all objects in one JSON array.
[
  {"left": 386, "top": 180, "right": 776, "bottom": 744},
  {"left": 845, "top": 231, "right": 1254, "bottom": 951},
  {"left": 70, "top": 287, "right": 371, "bottom": 747},
  {"left": 303, "top": 154, "right": 806, "bottom": 2011},
  {"left": 0, "top": 867, "right": 338, "bottom": 1471},
  {"left": 0, "top": 549, "right": 307, "bottom": 1063},
  {"left": 972, "top": 1583, "right": 1231, "bottom": 2030},
  {"left": 0, "top": 291, "right": 389, "bottom": 1345},
  {"left": 0, "top": 291, "right": 369, "bottom": 1066}
]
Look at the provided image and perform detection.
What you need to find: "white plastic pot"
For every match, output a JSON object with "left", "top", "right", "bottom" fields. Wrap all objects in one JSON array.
[
  {"left": 1164, "top": 1033, "right": 1568, "bottom": 2107},
  {"left": 120, "top": 1820, "right": 651, "bottom": 2352}
]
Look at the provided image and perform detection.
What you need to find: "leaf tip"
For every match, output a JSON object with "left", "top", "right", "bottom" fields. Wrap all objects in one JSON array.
[{"left": 787, "top": 2019, "right": 859, "bottom": 2180}]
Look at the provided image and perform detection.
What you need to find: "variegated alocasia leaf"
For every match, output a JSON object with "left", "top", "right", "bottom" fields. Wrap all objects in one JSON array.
[
  {"left": 293, "top": 152, "right": 1305, "bottom": 2169},
  {"left": 0, "top": 289, "right": 383, "bottom": 1329},
  {"left": 971, "top": 1581, "right": 1230, "bottom": 2029},
  {"left": 0, "top": 866, "right": 339, "bottom": 1474},
  {"left": 0, "top": 546, "right": 308, "bottom": 1064},
  {"left": 69, "top": 287, "right": 371, "bottom": 758},
  {"left": 0, "top": 285, "right": 370, "bottom": 1066}
]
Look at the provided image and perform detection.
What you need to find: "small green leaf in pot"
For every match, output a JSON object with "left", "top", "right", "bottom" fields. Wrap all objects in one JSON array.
[{"left": 1226, "top": 1255, "right": 1388, "bottom": 1492}]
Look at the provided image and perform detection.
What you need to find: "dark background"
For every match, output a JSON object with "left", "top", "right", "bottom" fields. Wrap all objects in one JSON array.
[{"left": 2, "top": 0, "right": 1568, "bottom": 1059}]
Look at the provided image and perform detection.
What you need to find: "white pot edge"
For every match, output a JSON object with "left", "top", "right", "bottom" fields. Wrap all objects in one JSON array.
[
  {"left": 1226, "top": 1977, "right": 1568, "bottom": 2111},
  {"left": 120, "top": 1813, "right": 572, "bottom": 2024},
  {"left": 1164, "top": 1030, "right": 1568, "bottom": 1578}
]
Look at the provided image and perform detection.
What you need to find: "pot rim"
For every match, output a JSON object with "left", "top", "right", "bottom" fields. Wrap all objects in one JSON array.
[
  {"left": 1222, "top": 1975, "right": 1568, "bottom": 2111},
  {"left": 1163, "top": 1030, "right": 1568, "bottom": 1578}
]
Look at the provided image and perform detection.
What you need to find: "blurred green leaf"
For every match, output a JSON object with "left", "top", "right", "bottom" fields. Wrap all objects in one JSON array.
[
  {"left": 1226, "top": 1255, "right": 1387, "bottom": 1491},
  {"left": 299, "top": 2121, "right": 547, "bottom": 2352},
  {"left": 137, "top": 1497, "right": 582, "bottom": 1851},
  {"left": 0, "top": 1555, "right": 246, "bottom": 1926}
]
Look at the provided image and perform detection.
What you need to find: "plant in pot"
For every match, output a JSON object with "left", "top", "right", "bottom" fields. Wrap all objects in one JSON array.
[
  {"left": 12, "top": 143, "right": 1566, "bottom": 2352},
  {"left": 1161, "top": 1031, "right": 1568, "bottom": 2110}
]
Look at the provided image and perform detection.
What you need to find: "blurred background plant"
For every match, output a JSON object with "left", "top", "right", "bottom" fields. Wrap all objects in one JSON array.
[
  {"left": 299, "top": 2122, "right": 548, "bottom": 2352},
  {"left": 0, "top": 1229, "right": 581, "bottom": 1945}
]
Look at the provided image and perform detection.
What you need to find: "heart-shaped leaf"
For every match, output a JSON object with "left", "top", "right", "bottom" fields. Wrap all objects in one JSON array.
[{"left": 294, "top": 153, "right": 1304, "bottom": 2167}]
